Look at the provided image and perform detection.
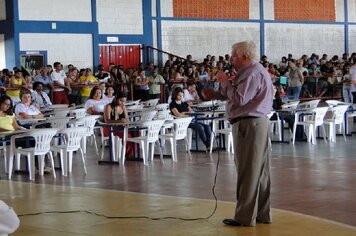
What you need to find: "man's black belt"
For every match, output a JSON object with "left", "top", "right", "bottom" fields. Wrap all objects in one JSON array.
[{"left": 230, "top": 116, "right": 259, "bottom": 125}]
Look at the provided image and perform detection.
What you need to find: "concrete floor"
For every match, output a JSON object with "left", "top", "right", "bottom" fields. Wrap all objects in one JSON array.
[{"left": 1, "top": 128, "right": 356, "bottom": 235}]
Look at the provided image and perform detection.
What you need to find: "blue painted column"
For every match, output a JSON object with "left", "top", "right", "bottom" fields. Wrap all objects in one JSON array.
[
  {"left": 259, "top": 0, "right": 265, "bottom": 58},
  {"left": 142, "top": 0, "right": 154, "bottom": 66},
  {"left": 91, "top": 0, "right": 100, "bottom": 70},
  {"left": 3, "top": 0, "right": 19, "bottom": 69},
  {"left": 156, "top": 0, "right": 163, "bottom": 67},
  {"left": 344, "top": 0, "right": 349, "bottom": 53}
]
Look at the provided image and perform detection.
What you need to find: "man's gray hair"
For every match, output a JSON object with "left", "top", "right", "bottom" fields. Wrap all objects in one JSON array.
[{"left": 232, "top": 41, "right": 258, "bottom": 61}]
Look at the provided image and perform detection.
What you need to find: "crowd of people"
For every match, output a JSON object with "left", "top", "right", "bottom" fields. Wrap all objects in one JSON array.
[{"left": 0, "top": 51, "right": 355, "bottom": 113}]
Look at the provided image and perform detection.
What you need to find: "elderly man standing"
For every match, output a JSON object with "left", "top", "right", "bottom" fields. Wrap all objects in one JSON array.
[{"left": 203, "top": 41, "right": 273, "bottom": 227}]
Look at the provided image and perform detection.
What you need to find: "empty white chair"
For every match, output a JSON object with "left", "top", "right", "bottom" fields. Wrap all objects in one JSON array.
[
  {"left": 9, "top": 128, "right": 58, "bottom": 180},
  {"left": 0, "top": 141, "right": 7, "bottom": 173},
  {"left": 137, "top": 110, "right": 158, "bottom": 121},
  {"left": 142, "top": 98, "right": 160, "bottom": 107},
  {"left": 155, "top": 103, "right": 169, "bottom": 110},
  {"left": 159, "top": 117, "right": 193, "bottom": 162},
  {"left": 48, "top": 104, "right": 69, "bottom": 109},
  {"left": 125, "top": 120, "right": 165, "bottom": 165},
  {"left": 72, "top": 115, "right": 101, "bottom": 156},
  {"left": 325, "top": 100, "right": 348, "bottom": 108},
  {"left": 267, "top": 111, "right": 282, "bottom": 141},
  {"left": 126, "top": 104, "right": 144, "bottom": 111},
  {"left": 298, "top": 99, "right": 320, "bottom": 109},
  {"left": 51, "top": 108, "right": 70, "bottom": 118},
  {"left": 51, "top": 127, "right": 88, "bottom": 176},
  {"left": 284, "top": 101, "right": 300, "bottom": 109},
  {"left": 69, "top": 108, "right": 87, "bottom": 119},
  {"left": 125, "top": 99, "right": 141, "bottom": 106},
  {"left": 323, "top": 105, "right": 349, "bottom": 142},
  {"left": 292, "top": 107, "right": 328, "bottom": 144},
  {"left": 209, "top": 118, "right": 233, "bottom": 154}
]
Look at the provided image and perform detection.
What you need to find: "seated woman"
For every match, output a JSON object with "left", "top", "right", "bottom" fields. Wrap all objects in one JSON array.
[
  {"left": 104, "top": 92, "right": 133, "bottom": 156},
  {"left": 31, "top": 81, "right": 52, "bottom": 109},
  {"left": 169, "top": 87, "right": 211, "bottom": 151},
  {"left": 14, "top": 89, "right": 44, "bottom": 127},
  {"left": 102, "top": 85, "right": 115, "bottom": 105},
  {"left": 0, "top": 95, "right": 22, "bottom": 132},
  {"left": 84, "top": 86, "right": 107, "bottom": 115},
  {"left": 270, "top": 85, "right": 294, "bottom": 130},
  {"left": 183, "top": 83, "right": 200, "bottom": 105}
]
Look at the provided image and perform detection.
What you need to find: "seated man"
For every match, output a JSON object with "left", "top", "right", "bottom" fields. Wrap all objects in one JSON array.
[{"left": 31, "top": 81, "right": 52, "bottom": 108}]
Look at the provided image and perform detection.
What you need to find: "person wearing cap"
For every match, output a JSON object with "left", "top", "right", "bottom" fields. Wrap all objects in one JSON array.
[{"left": 147, "top": 68, "right": 165, "bottom": 100}]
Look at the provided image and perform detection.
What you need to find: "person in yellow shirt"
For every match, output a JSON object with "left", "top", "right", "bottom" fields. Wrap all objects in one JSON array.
[
  {"left": 79, "top": 68, "right": 99, "bottom": 104},
  {"left": 6, "top": 69, "right": 28, "bottom": 105},
  {"left": 0, "top": 95, "right": 22, "bottom": 132}
]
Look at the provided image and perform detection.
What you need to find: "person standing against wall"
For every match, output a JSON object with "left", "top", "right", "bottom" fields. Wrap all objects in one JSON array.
[
  {"left": 202, "top": 41, "right": 273, "bottom": 227},
  {"left": 351, "top": 57, "right": 356, "bottom": 103},
  {"left": 51, "top": 62, "right": 71, "bottom": 104},
  {"left": 148, "top": 68, "right": 165, "bottom": 101}
]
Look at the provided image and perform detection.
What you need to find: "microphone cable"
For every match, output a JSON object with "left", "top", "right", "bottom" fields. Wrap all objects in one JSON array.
[{"left": 18, "top": 100, "right": 222, "bottom": 221}]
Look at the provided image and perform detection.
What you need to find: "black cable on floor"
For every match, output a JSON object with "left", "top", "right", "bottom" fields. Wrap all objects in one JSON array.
[{"left": 18, "top": 101, "right": 222, "bottom": 221}]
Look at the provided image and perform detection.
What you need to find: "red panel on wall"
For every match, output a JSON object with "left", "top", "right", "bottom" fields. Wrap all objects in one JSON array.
[
  {"left": 173, "top": 0, "right": 249, "bottom": 19},
  {"left": 99, "top": 45, "right": 141, "bottom": 71},
  {"left": 274, "top": 0, "right": 335, "bottom": 22}
]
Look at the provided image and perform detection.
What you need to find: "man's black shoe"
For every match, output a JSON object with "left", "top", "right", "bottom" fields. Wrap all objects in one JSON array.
[{"left": 222, "top": 219, "right": 245, "bottom": 226}]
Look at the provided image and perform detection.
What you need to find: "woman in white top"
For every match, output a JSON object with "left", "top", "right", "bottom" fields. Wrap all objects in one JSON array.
[
  {"left": 84, "top": 86, "right": 107, "bottom": 115},
  {"left": 102, "top": 85, "right": 115, "bottom": 105},
  {"left": 15, "top": 89, "right": 44, "bottom": 122}
]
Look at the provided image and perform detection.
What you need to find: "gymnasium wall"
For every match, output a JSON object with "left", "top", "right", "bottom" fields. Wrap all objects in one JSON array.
[{"left": 19, "top": 33, "right": 93, "bottom": 69}]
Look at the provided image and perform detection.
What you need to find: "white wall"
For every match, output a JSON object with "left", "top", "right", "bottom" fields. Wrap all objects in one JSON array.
[
  {"left": 161, "top": 21, "right": 260, "bottom": 62},
  {"left": 264, "top": 0, "right": 274, "bottom": 20},
  {"left": 349, "top": 25, "right": 356, "bottom": 53},
  {"left": 335, "top": 0, "right": 345, "bottom": 22},
  {"left": 152, "top": 0, "right": 156, "bottom": 17},
  {"left": 19, "top": 33, "right": 93, "bottom": 69},
  {"left": 152, "top": 20, "right": 158, "bottom": 64},
  {"left": 348, "top": 0, "right": 356, "bottom": 22},
  {"left": 18, "top": 0, "right": 91, "bottom": 22},
  {"left": 96, "top": 0, "right": 143, "bottom": 35},
  {"left": 249, "top": 0, "right": 260, "bottom": 19},
  {"left": 0, "top": 34, "right": 5, "bottom": 69},
  {"left": 265, "top": 23, "right": 345, "bottom": 64},
  {"left": 161, "top": 0, "right": 173, "bottom": 17},
  {"left": 0, "top": 0, "right": 5, "bottom": 20}
]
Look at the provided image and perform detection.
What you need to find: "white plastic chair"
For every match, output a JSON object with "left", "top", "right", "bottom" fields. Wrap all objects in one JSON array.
[
  {"left": 48, "top": 104, "right": 69, "bottom": 109},
  {"left": 142, "top": 98, "right": 159, "bottom": 107},
  {"left": 268, "top": 111, "right": 282, "bottom": 141},
  {"left": 8, "top": 128, "right": 59, "bottom": 180},
  {"left": 159, "top": 117, "right": 193, "bottom": 162},
  {"left": 298, "top": 99, "right": 320, "bottom": 109},
  {"left": 125, "top": 120, "right": 165, "bottom": 165},
  {"left": 323, "top": 105, "right": 349, "bottom": 142},
  {"left": 126, "top": 104, "right": 144, "bottom": 111},
  {"left": 292, "top": 107, "right": 328, "bottom": 144},
  {"left": 72, "top": 115, "right": 101, "bottom": 156},
  {"left": 284, "top": 101, "right": 300, "bottom": 109},
  {"left": 155, "top": 103, "right": 169, "bottom": 110},
  {"left": 51, "top": 127, "right": 88, "bottom": 176},
  {"left": 69, "top": 108, "right": 87, "bottom": 119},
  {"left": 51, "top": 108, "right": 70, "bottom": 118},
  {"left": 137, "top": 110, "right": 158, "bottom": 121},
  {"left": 125, "top": 99, "right": 141, "bottom": 106},
  {"left": 209, "top": 117, "right": 233, "bottom": 154},
  {"left": 325, "top": 100, "right": 348, "bottom": 108},
  {"left": 0, "top": 142, "right": 7, "bottom": 173}
]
